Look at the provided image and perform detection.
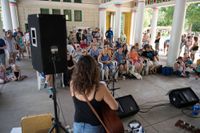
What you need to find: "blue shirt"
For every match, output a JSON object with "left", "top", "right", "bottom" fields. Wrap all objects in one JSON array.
[
  {"left": 105, "top": 30, "right": 113, "bottom": 39},
  {"left": 114, "top": 51, "right": 126, "bottom": 64},
  {"left": 89, "top": 49, "right": 99, "bottom": 59}
]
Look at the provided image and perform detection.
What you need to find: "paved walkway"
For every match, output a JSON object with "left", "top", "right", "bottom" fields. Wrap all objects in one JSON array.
[{"left": 0, "top": 57, "right": 200, "bottom": 133}]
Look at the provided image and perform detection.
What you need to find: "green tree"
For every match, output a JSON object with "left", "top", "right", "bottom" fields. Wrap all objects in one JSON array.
[
  {"left": 185, "top": 3, "right": 200, "bottom": 32},
  {"left": 157, "top": 6, "right": 174, "bottom": 26}
]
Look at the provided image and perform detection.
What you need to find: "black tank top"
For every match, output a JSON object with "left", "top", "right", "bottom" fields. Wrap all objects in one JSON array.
[{"left": 72, "top": 89, "right": 103, "bottom": 126}]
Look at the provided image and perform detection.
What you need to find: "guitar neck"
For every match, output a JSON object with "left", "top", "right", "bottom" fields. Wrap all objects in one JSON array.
[{"left": 175, "top": 120, "right": 200, "bottom": 133}]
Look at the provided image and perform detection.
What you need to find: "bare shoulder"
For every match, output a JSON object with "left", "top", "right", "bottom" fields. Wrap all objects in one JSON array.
[
  {"left": 98, "top": 82, "right": 107, "bottom": 92},
  {"left": 95, "top": 82, "right": 108, "bottom": 101}
]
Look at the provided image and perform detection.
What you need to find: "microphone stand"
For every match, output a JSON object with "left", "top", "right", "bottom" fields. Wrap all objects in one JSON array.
[{"left": 109, "top": 67, "right": 120, "bottom": 97}]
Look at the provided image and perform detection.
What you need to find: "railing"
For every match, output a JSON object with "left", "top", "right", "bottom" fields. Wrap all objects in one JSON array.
[
  {"left": 145, "top": 0, "right": 174, "bottom": 5},
  {"left": 101, "top": 0, "right": 112, "bottom": 3}
]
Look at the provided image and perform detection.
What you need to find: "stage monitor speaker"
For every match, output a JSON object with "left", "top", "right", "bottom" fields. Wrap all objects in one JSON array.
[
  {"left": 169, "top": 87, "right": 199, "bottom": 108},
  {"left": 116, "top": 95, "right": 140, "bottom": 118},
  {"left": 28, "top": 14, "right": 67, "bottom": 74}
]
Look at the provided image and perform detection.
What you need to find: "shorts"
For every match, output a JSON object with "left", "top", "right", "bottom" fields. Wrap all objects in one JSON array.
[
  {"left": 103, "top": 63, "right": 114, "bottom": 70},
  {"left": 73, "top": 122, "right": 105, "bottom": 133}
]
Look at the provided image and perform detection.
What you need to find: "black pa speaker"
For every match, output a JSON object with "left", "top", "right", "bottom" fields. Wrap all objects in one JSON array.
[
  {"left": 28, "top": 14, "right": 67, "bottom": 74},
  {"left": 169, "top": 87, "right": 199, "bottom": 108},
  {"left": 116, "top": 95, "right": 140, "bottom": 118}
]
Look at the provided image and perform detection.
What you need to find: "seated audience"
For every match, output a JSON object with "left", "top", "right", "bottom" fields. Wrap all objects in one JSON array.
[
  {"left": 129, "top": 46, "right": 143, "bottom": 73},
  {"left": 98, "top": 45, "right": 114, "bottom": 81},
  {"left": 193, "top": 59, "right": 200, "bottom": 78},
  {"left": 112, "top": 46, "right": 127, "bottom": 76},
  {"left": 73, "top": 44, "right": 83, "bottom": 62},
  {"left": 89, "top": 44, "right": 100, "bottom": 61},
  {"left": 174, "top": 57, "right": 187, "bottom": 77}
]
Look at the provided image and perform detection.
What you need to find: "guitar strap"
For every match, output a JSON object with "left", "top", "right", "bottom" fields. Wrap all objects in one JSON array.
[{"left": 83, "top": 93, "right": 110, "bottom": 133}]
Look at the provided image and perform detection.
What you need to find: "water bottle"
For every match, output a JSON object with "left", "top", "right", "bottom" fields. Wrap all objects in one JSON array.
[{"left": 192, "top": 104, "right": 200, "bottom": 116}]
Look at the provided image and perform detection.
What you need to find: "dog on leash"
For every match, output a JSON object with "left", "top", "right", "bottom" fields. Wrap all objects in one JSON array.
[
  {"left": 141, "top": 59, "right": 152, "bottom": 75},
  {"left": 129, "top": 65, "right": 142, "bottom": 80}
]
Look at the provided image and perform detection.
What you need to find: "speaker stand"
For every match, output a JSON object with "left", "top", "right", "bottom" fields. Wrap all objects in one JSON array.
[
  {"left": 48, "top": 85, "right": 68, "bottom": 133},
  {"left": 48, "top": 55, "right": 68, "bottom": 133}
]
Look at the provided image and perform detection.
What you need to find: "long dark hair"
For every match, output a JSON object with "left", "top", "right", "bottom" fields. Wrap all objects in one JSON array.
[{"left": 71, "top": 55, "right": 100, "bottom": 94}]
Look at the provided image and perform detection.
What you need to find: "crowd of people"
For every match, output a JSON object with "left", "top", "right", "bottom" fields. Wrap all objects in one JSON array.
[
  {"left": 64, "top": 27, "right": 200, "bottom": 87},
  {"left": 0, "top": 26, "right": 199, "bottom": 86},
  {"left": 173, "top": 33, "right": 200, "bottom": 78},
  {"left": 0, "top": 28, "right": 30, "bottom": 84},
  {"left": 141, "top": 29, "right": 200, "bottom": 78},
  {"left": 64, "top": 27, "right": 164, "bottom": 87}
]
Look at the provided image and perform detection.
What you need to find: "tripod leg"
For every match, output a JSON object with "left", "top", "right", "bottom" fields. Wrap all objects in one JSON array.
[
  {"left": 58, "top": 123, "right": 68, "bottom": 133},
  {"left": 48, "top": 125, "right": 55, "bottom": 133}
]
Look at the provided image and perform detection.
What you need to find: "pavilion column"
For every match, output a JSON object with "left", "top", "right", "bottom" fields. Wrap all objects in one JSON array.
[
  {"left": 9, "top": 1, "right": 20, "bottom": 30},
  {"left": 99, "top": 8, "right": 107, "bottom": 40},
  {"left": 110, "top": 12, "right": 115, "bottom": 30},
  {"left": 167, "top": 0, "right": 187, "bottom": 66},
  {"left": 134, "top": 0, "right": 145, "bottom": 48},
  {"left": 150, "top": 7, "right": 159, "bottom": 46},
  {"left": 130, "top": 8, "right": 137, "bottom": 45},
  {"left": 1, "top": 0, "right": 13, "bottom": 31},
  {"left": 114, "top": 4, "right": 122, "bottom": 40}
]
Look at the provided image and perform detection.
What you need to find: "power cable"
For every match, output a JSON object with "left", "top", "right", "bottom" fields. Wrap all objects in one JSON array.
[
  {"left": 139, "top": 103, "right": 170, "bottom": 113},
  {"left": 181, "top": 107, "right": 200, "bottom": 118}
]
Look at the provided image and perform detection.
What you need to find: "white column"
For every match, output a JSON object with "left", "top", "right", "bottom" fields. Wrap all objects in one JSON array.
[
  {"left": 1, "top": 0, "right": 13, "bottom": 31},
  {"left": 9, "top": 1, "right": 20, "bottom": 30},
  {"left": 110, "top": 12, "right": 114, "bottom": 29},
  {"left": 167, "top": 0, "right": 187, "bottom": 66},
  {"left": 112, "top": 13, "right": 115, "bottom": 34},
  {"left": 114, "top": 4, "right": 122, "bottom": 40},
  {"left": 99, "top": 8, "right": 107, "bottom": 40},
  {"left": 134, "top": 0, "right": 145, "bottom": 48},
  {"left": 150, "top": 7, "right": 159, "bottom": 46},
  {"left": 130, "top": 9, "right": 137, "bottom": 45}
]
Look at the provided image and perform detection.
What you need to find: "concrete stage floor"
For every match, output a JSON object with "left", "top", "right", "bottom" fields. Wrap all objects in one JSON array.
[{"left": 0, "top": 57, "right": 200, "bottom": 133}]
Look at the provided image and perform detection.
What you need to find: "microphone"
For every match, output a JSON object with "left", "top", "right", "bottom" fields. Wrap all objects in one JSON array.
[{"left": 50, "top": 46, "right": 58, "bottom": 54}]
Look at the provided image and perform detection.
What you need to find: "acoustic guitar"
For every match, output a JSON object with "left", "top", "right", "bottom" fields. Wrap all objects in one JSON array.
[
  {"left": 84, "top": 94, "right": 124, "bottom": 133},
  {"left": 100, "top": 102, "right": 124, "bottom": 133}
]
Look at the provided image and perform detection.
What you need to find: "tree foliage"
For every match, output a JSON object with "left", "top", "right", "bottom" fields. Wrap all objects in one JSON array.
[
  {"left": 186, "top": 3, "right": 200, "bottom": 25},
  {"left": 153, "top": 2, "right": 200, "bottom": 32},
  {"left": 186, "top": 3, "right": 200, "bottom": 32},
  {"left": 157, "top": 6, "right": 174, "bottom": 26}
]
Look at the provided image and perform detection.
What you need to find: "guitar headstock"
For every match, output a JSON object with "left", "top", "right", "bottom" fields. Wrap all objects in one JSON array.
[{"left": 175, "top": 120, "right": 200, "bottom": 133}]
